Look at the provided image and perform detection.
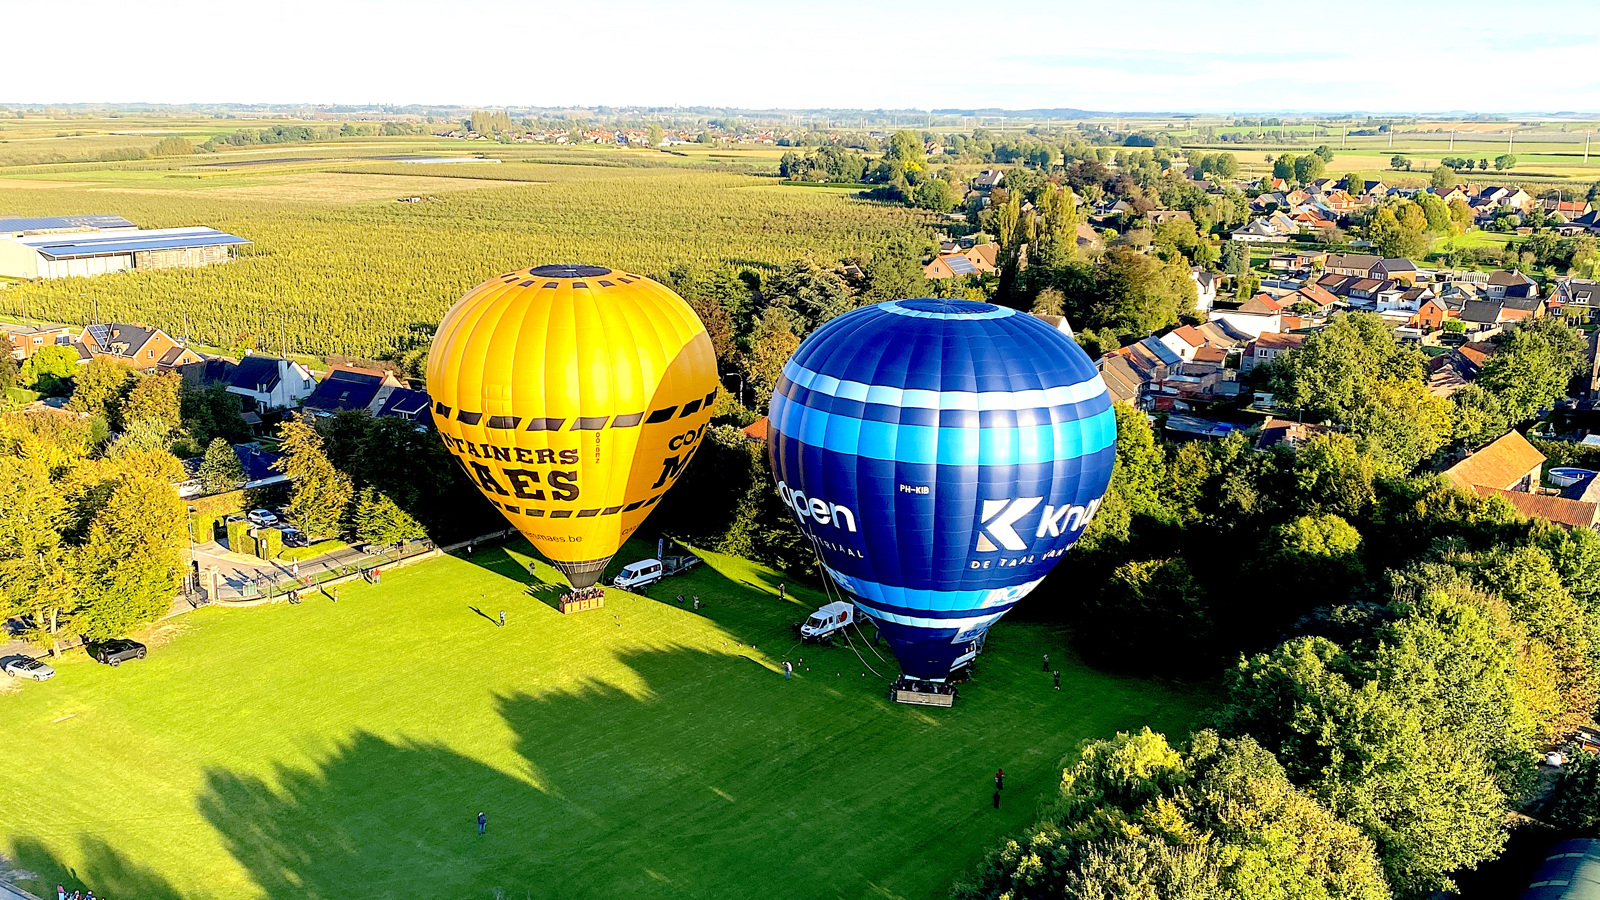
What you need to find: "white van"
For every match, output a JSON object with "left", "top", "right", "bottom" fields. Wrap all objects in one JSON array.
[
  {"left": 799, "top": 601, "right": 855, "bottom": 641},
  {"left": 613, "top": 558, "right": 665, "bottom": 590}
]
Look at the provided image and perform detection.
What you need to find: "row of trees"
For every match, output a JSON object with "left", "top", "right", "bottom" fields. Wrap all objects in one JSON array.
[{"left": 956, "top": 310, "right": 1597, "bottom": 898}]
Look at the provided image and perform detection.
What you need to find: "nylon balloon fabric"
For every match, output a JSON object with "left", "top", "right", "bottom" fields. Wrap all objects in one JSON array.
[
  {"left": 427, "top": 265, "right": 718, "bottom": 587},
  {"left": 767, "top": 299, "right": 1116, "bottom": 680}
]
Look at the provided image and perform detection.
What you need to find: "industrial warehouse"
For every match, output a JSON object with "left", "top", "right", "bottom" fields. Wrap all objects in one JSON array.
[{"left": 0, "top": 215, "right": 250, "bottom": 279}]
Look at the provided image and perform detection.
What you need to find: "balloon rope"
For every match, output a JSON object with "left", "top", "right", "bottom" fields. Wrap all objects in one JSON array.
[
  {"left": 851, "top": 619, "right": 889, "bottom": 663},
  {"left": 839, "top": 618, "right": 887, "bottom": 680}
]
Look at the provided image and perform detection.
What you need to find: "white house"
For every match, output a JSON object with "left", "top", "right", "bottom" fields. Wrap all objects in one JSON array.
[
  {"left": 226, "top": 354, "right": 317, "bottom": 413},
  {"left": 1209, "top": 294, "right": 1284, "bottom": 339}
]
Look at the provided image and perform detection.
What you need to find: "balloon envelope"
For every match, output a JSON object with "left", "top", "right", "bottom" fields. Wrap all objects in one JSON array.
[
  {"left": 767, "top": 298, "right": 1116, "bottom": 679},
  {"left": 428, "top": 264, "right": 718, "bottom": 586}
]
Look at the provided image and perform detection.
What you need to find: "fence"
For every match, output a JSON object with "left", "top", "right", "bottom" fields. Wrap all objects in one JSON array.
[{"left": 210, "top": 528, "right": 520, "bottom": 604}]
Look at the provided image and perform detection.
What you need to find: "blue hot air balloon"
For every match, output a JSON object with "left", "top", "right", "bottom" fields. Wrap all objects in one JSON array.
[{"left": 767, "top": 298, "right": 1117, "bottom": 681}]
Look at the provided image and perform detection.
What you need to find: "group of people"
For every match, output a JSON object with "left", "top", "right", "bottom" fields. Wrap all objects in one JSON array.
[
  {"left": 674, "top": 594, "right": 701, "bottom": 610},
  {"left": 891, "top": 676, "right": 959, "bottom": 698},
  {"left": 57, "top": 887, "right": 99, "bottom": 900},
  {"left": 562, "top": 586, "right": 604, "bottom": 604}
]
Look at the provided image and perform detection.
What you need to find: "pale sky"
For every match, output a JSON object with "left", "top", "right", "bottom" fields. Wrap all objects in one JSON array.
[{"left": 10, "top": 0, "right": 1600, "bottom": 113}]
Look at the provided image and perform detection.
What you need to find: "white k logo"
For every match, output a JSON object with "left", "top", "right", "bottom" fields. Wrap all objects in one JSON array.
[{"left": 976, "top": 497, "right": 1042, "bottom": 552}]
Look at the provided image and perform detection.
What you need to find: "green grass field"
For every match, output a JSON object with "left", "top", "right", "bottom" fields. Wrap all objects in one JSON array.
[{"left": 0, "top": 539, "right": 1210, "bottom": 900}]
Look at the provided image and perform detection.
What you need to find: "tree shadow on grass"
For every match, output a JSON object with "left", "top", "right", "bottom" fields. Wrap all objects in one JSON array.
[
  {"left": 186, "top": 639, "right": 1078, "bottom": 900},
  {"left": 7, "top": 834, "right": 185, "bottom": 900}
]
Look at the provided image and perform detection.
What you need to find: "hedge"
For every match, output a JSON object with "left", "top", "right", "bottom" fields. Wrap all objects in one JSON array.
[
  {"left": 255, "top": 526, "right": 283, "bottom": 560},
  {"left": 225, "top": 517, "right": 252, "bottom": 553},
  {"left": 190, "top": 489, "right": 249, "bottom": 545}
]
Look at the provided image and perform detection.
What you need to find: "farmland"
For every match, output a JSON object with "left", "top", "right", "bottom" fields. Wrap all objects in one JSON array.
[
  {"left": 0, "top": 127, "right": 931, "bottom": 358},
  {"left": 0, "top": 539, "right": 1210, "bottom": 900}
]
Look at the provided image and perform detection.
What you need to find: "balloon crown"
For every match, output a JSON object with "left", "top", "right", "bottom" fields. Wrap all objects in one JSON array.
[
  {"left": 883, "top": 298, "right": 1012, "bottom": 319},
  {"left": 527, "top": 264, "right": 613, "bottom": 278}
]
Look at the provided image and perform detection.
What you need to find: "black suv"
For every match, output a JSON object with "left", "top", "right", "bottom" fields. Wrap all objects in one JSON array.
[{"left": 93, "top": 639, "right": 147, "bottom": 667}]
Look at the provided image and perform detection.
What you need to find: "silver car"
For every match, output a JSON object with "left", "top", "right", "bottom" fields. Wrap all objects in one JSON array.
[
  {"left": 3, "top": 657, "right": 55, "bottom": 681},
  {"left": 247, "top": 509, "right": 279, "bottom": 527}
]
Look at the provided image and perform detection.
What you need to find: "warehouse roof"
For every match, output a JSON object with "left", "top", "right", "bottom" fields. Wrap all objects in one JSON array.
[
  {"left": 9, "top": 226, "right": 250, "bottom": 261},
  {"left": 0, "top": 214, "right": 136, "bottom": 234}
]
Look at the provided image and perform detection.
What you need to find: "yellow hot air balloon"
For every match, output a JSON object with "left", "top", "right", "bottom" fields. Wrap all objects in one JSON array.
[{"left": 427, "top": 264, "right": 718, "bottom": 587}]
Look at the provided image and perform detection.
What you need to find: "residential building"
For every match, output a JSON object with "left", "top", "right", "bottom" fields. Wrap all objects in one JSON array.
[
  {"left": 1372, "top": 258, "right": 1419, "bottom": 285},
  {"left": 1190, "top": 268, "right": 1219, "bottom": 312},
  {"left": 1242, "top": 331, "right": 1305, "bottom": 371},
  {"left": 1256, "top": 418, "right": 1338, "bottom": 450},
  {"left": 225, "top": 354, "right": 317, "bottom": 413},
  {"left": 176, "top": 443, "right": 288, "bottom": 498},
  {"left": 373, "top": 387, "right": 432, "bottom": 423},
  {"left": 1427, "top": 342, "right": 1495, "bottom": 397},
  {"left": 302, "top": 365, "right": 405, "bottom": 416},
  {"left": 1210, "top": 293, "right": 1283, "bottom": 339},
  {"left": 1485, "top": 269, "right": 1537, "bottom": 300},
  {"left": 77, "top": 323, "right": 202, "bottom": 374},
  {"left": 1442, "top": 429, "right": 1545, "bottom": 493},
  {"left": 1324, "top": 253, "right": 1382, "bottom": 278},
  {"left": 1230, "top": 217, "right": 1291, "bottom": 243},
  {"left": 2, "top": 322, "right": 76, "bottom": 361},
  {"left": 1550, "top": 278, "right": 1600, "bottom": 325}
]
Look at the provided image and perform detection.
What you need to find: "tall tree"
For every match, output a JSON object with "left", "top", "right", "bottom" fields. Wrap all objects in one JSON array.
[
  {"left": 66, "top": 357, "right": 136, "bottom": 428},
  {"left": 198, "top": 437, "right": 244, "bottom": 495},
  {"left": 352, "top": 487, "right": 426, "bottom": 546},
  {"left": 72, "top": 473, "right": 186, "bottom": 640},
  {"left": 274, "top": 415, "right": 353, "bottom": 540}
]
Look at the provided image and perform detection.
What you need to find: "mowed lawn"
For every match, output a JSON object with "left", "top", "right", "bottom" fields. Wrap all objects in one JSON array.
[{"left": 1, "top": 540, "right": 1211, "bottom": 900}]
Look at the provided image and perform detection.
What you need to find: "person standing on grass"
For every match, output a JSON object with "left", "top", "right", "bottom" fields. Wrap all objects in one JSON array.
[
  {"left": 995, "top": 768, "right": 1004, "bottom": 791},
  {"left": 477, "top": 811, "right": 487, "bottom": 835},
  {"left": 1042, "top": 652, "right": 1050, "bottom": 672},
  {"left": 784, "top": 660, "right": 793, "bottom": 680},
  {"left": 499, "top": 610, "right": 506, "bottom": 627},
  {"left": 56, "top": 885, "right": 65, "bottom": 900},
  {"left": 778, "top": 583, "right": 786, "bottom": 601},
  {"left": 1053, "top": 670, "right": 1061, "bottom": 690}
]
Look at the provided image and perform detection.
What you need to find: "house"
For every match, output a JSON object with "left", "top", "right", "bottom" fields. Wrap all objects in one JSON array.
[
  {"left": 1569, "top": 209, "right": 1600, "bottom": 233},
  {"left": 1096, "top": 338, "right": 1183, "bottom": 408},
  {"left": 1550, "top": 278, "right": 1599, "bottom": 324},
  {"left": 1147, "top": 209, "right": 1192, "bottom": 226},
  {"left": 964, "top": 242, "right": 1000, "bottom": 273},
  {"left": 1460, "top": 299, "right": 1509, "bottom": 334},
  {"left": 1443, "top": 429, "right": 1545, "bottom": 493},
  {"left": 1230, "top": 218, "right": 1291, "bottom": 243},
  {"left": 1075, "top": 223, "right": 1103, "bottom": 251},
  {"left": 971, "top": 170, "right": 1004, "bottom": 191},
  {"left": 175, "top": 443, "right": 289, "bottom": 498},
  {"left": 1283, "top": 283, "right": 1340, "bottom": 312},
  {"left": 1346, "top": 278, "right": 1398, "bottom": 302},
  {"left": 1158, "top": 324, "right": 1209, "bottom": 361},
  {"left": 924, "top": 254, "right": 981, "bottom": 279},
  {"left": 1324, "top": 253, "right": 1382, "bottom": 278},
  {"left": 1500, "top": 292, "right": 1545, "bottom": 323},
  {"left": 1210, "top": 294, "right": 1283, "bottom": 339},
  {"left": 1256, "top": 418, "right": 1338, "bottom": 450},
  {"left": 1031, "top": 313, "right": 1075, "bottom": 338},
  {"left": 1485, "top": 269, "right": 1538, "bottom": 300},
  {"left": 1410, "top": 297, "right": 1453, "bottom": 331},
  {"left": 1, "top": 322, "right": 76, "bottom": 361},
  {"left": 302, "top": 366, "right": 404, "bottom": 416},
  {"left": 372, "top": 387, "right": 432, "bottom": 423},
  {"left": 78, "top": 323, "right": 202, "bottom": 373},
  {"left": 1268, "top": 250, "right": 1328, "bottom": 274},
  {"left": 1191, "top": 268, "right": 1219, "bottom": 312},
  {"left": 177, "top": 356, "right": 238, "bottom": 388},
  {"left": 1476, "top": 486, "right": 1600, "bottom": 530},
  {"left": 1432, "top": 186, "right": 1469, "bottom": 204},
  {"left": 226, "top": 354, "right": 317, "bottom": 413},
  {"left": 740, "top": 416, "right": 770, "bottom": 443},
  {"left": 1242, "top": 331, "right": 1306, "bottom": 371},
  {"left": 1372, "top": 258, "right": 1418, "bottom": 285},
  {"left": 1427, "top": 342, "right": 1495, "bottom": 397}
]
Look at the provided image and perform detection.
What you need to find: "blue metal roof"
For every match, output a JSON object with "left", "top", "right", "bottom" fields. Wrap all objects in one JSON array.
[
  {"left": 24, "top": 228, "right": 250, "bottom": 261},
  {"left": 0, "top": 214, "right": 135, "bottom": 233}
]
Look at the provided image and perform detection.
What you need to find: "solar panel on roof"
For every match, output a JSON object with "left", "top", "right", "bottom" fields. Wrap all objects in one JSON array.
[
  {"left": 945, "top": 256, "right": 978, "bottom": 275},
  {"left": 86, "top": 324, "right": 111, "bottom": 349}
]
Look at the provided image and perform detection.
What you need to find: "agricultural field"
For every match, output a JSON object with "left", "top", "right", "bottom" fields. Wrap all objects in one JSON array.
[
  {"left": 0, "top": 126, "right": 933, "bottom": 359},
  {"left": 0, "top": 539, "right": 1210, "bottom": 900}
]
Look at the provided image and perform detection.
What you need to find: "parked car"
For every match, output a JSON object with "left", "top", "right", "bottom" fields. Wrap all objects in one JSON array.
[
  {"left": 92, "top": 639, "right": 147, "bottom": 667},
  {"left": 247, "top": 509, "right": 279, "bottom": 527},
  {"left": 3, "top": 656, "right": 55, "bottom": 681},
  {"left": 280, "top": 528, "right": 309, "bottom": 548}
]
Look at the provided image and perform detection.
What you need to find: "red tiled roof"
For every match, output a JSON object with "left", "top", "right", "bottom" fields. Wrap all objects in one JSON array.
[
  {"left": 1474, "top": 486, "right": 1599, "bottom": 529},
  {"left": 1253, "top": 332, "right": 1306, "bottom": 352},
  {"left": 742, "top": 416, "right": 769, "bottom": 442}
]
